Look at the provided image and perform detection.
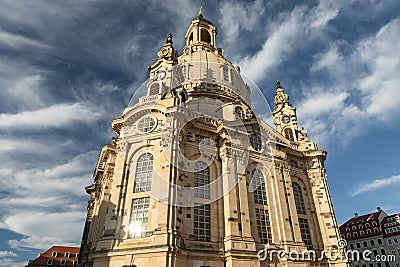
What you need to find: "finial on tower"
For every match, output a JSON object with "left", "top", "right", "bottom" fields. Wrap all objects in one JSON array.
[
  {"left": 199, "top": 6, "right": 203, "bottom": 17},
  {"left": 166, "top": 33, "right": 173, "bottom": 44},
  {"left": 276, "top": 80, "right": 282, "bottom": 89}
]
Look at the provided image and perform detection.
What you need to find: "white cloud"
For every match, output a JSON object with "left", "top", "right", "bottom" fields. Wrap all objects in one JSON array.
[
  {"left": 238, "top": 6, "right": 305, "bottom": 81},
  {"left": 237, "top": 0, "right": 347, "bottom": 82},
  {"left": 298, "top": 91, "right": 348, "bottom": 119},
  {"left": 350, "top": 175, "right": 400, "bottom": 196},
  {"left": 0, "top": 29, "right": 50, "bottom": 49},
  {"left": 295, "top": 18, "right": 400, "bottom": 146},
  {"left": 0, "top": 250, "right": 21, "bottom": 267},
  {"left": 0, "top": 151, "right": 97, "bottom": 250},
  {"left": 357, "top": 19, "right": 400, "bottom": 120},
  {"left": 4, "top": 211, "right": 85, "bottom": 250},
  {"left": 0, "top": 251, "right": 17, "bottom": 258},
  {"left": 219, "top": 0, "right": 265, "bottom": 44},
  {"left": 0, "top": 103, "right": 102, "bottom": 130},
  {"left": 0, "top": 150, "right": 97, "bottom": 198}
]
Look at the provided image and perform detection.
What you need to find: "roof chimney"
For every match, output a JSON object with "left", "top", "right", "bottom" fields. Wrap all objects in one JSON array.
[
  {"left": 377, "top": 207, "right": 382, "bottom": 212},
  {"left": 354, "top": 213, "right": 359, "bottom": 218}
]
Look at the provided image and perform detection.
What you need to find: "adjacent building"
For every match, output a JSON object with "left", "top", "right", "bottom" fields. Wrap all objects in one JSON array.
[
  {"left": 340, "top": 208, "right": 400, "bottom": 267},
  {"left": 78, "top": 9, "right": 348, "bottom": 267},
  {"left": 382, "top": 213, "right": 400, "bottom": 267},
  {"left": 26, "top": 246, "right": 79, "bottom": 267}
]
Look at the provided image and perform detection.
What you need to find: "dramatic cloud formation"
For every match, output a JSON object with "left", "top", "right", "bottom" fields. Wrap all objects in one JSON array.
[{"left": 0, "top": 103, "right": 101, "bottom": 130}]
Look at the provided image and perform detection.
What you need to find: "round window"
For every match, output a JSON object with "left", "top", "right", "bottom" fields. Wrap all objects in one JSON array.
[
  {"left": 138, "top": 116, "right": 157, "bottom": 133},
  {"left": 250, "top": 134, "right": 262, "bottom": 151}
]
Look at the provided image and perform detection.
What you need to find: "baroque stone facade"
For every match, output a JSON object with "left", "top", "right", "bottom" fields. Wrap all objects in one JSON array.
[{"left": 78, "top": 10, "right": 348, "bottom": 267}]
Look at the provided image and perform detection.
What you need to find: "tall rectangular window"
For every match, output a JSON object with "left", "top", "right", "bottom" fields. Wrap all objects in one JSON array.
[
  {"left": 255, "top": 208, "right": 272, "bottom": 244},
  {"left": 252, "top": 170, "right": 267, "bottom": 205},
  {"left": 194, "top": 161, "right": 210, "bottom": 199},
  {"left": 194, "top": 204, "right": 211, "bottom": 241},
  {"left": 128, "top": 197, "right": 150, "bottom": 239},
  {"left": 134, "top": 153, "right": 154, "bottom": 193},
  {"left": 299, "top": 218, "right": 313, "bottom": 249},
  {"left": 222, "top": 65, "right": 229, "bottom": 81},
  {"left": 292, "top": 182, "right": 306, "bottom": 214}
]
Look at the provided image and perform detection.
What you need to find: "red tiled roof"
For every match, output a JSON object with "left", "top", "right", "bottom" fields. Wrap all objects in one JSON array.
[
  {"left": 340, "top": 211, "right": 382, "bottom": 227},
  {"left": 339, "top": 211, "right": 383, "bottom": 241},
  {"left": 27, "top": 246, "right": 79, "bottom": 267}
]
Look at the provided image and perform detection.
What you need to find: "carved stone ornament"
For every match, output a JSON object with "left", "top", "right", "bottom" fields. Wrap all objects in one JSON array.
[{"left": 117, "top": 141, "right": 128, "bottom": 157}]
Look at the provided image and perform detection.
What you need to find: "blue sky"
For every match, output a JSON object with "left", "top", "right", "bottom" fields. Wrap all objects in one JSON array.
[{"left": 0, "top": 0, "right": 399, "bottom": 265}]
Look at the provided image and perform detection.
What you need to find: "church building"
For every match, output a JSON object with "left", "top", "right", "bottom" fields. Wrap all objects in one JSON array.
[{"left": 78, "top": 10, "right": 348, "bottom": 267}]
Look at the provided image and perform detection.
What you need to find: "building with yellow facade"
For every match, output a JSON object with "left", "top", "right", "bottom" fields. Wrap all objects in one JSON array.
[{"left": 78, "top": 10, "right": 348, "bottom": 267}]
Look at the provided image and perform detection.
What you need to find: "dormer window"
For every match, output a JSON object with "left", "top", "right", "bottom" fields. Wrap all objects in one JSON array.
[
  {"left": 201, "top": 29, "right": 211, "bottom": 44},
  {"left": 64, "top": 252, "right": 70, "bottom": 258},
  {"left": 284, "top": 127, "right": 295, "bottom": 142},
  {"left": 149, "top": 83, "right": 160, "bottom": 96},
  {"left": 52, "top": 251, "right": 58, "bottom": 257},
  {"left": 222, "top": 65, "right": 229, "bottom": 82}
]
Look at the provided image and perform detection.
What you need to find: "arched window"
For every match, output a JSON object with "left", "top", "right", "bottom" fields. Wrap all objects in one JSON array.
[
  {"left": 201, "top": 29, "right": 211, "bottom": 43},
  {"left": 292, "top": 182, "right": 306, "bottom": 214},
  {"left": 134, "top": 153, "right": 154, "bottom": 193},
  {"left": 284, "top": 127, "right": 295, "bottom": 142},
  {"left": 252, "top": 170, "right": 267, "bottom": 205},
  {"left": 149, "top": 83, "right": 160, "bottom": 96},
  {"left": 194, "top": 161, "right": 210, "bottom": 199},
  {"left": 250, "top": 134, "right": 262, "bottom": 151}
]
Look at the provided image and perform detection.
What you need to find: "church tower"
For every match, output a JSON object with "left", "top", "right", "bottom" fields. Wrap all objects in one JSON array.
[{"left": 79, "top": 10, "right": 348, "bottom": 267}]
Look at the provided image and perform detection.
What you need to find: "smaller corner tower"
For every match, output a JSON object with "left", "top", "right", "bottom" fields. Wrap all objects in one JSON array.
[{"left": 272, "top": 80, "right": 299, "bottom": 142}]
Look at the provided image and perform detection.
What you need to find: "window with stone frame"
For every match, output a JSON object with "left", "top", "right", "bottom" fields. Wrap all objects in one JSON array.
[
  {"left": 134, "top": 153, "right": 154, "bottom": 193},
  {"left": 194, "top": 161, "right": 210, "bottom": 199},
  {"left": 292, "top": 182, "right": 306, "bottom": 214},
  {"left": 284, "top": 127, "right": 295, "bottom": 142},
  {"left": 149, "top": 83, "right": 160, "bottom": 96},
  {"left": 222, "top": 65, "right": 229, "bottom": 81},
  {"left": 255, "top": 208, "right": 272, "bottom": 244},
  {"left": 250, "top": 134, "right": 262, "bottom": 151},
  {"left": 138, "top": 117, "right": 157, "bottom": 133},
  {"left": 128, "top": 197, "right": 150, "bottom": 239},
  {"left": 299, "top": 218, "right": 313, "bottom": 249},
  {"left": 252, "top": 169, "right": 267, "bottom": 205},
  {"left": 194, "top": 204, "right": 211, "bottom": 241}
]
